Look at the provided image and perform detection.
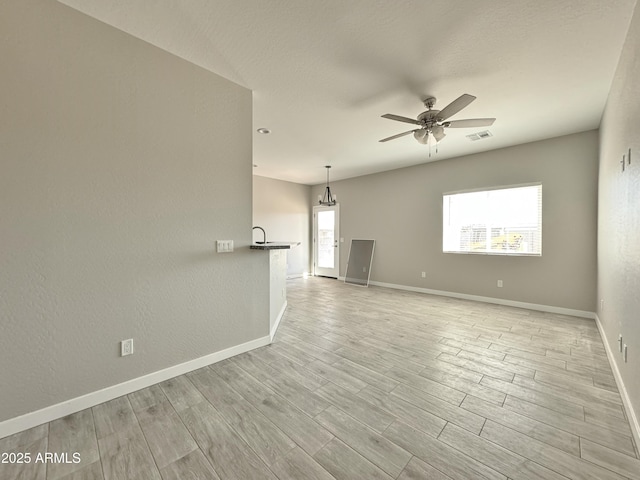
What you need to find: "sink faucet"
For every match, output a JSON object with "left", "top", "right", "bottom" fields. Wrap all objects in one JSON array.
[{"left": 252, "top": 226, "right": 266, "bottom": 244}]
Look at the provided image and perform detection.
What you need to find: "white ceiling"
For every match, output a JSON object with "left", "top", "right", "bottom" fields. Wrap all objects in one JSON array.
[{"left": 59, "top": 0, "right": 637, "bottom": 185}]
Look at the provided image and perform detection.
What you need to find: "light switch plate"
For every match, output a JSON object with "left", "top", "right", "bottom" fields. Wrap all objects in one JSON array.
[{"left": 217, "top": 240, "right": 234, "bottom": 253}]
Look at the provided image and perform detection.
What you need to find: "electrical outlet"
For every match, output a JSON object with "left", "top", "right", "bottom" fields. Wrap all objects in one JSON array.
[
  {"left": 497, "top": 280, "right": 503, "bottom": 288},
  {"left": 121, "top": 339, "right": 133, "bottom": 357},
  {"left": 421, "top": 271, "right": 426, "bottom": 278}
]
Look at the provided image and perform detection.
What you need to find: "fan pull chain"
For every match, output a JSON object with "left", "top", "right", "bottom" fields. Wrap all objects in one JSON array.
[{"left": 427, "top": 134, "right": 439, "bottom": 157}]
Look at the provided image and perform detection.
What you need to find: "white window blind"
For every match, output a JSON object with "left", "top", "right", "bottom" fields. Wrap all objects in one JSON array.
[{"left": 443, "top": 184, "right": 542, "bottom": 256}]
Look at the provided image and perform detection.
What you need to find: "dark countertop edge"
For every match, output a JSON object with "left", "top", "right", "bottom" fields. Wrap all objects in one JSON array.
[{"left": 250, "top": 242, "right": 300, "bottom": 250}]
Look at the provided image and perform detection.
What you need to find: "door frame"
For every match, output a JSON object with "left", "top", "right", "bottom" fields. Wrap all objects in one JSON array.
[{"left": 313, "top": 204, "right": 340, "bottom": 278}]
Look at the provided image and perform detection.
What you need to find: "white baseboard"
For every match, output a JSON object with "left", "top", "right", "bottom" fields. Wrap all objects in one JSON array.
[
  {"left": 594, "top": 314, "right": 640, "bottom": 454},
  {"left": 270, "top": 301, "right": 288, "bottom": 342},
  {"left": 0, "top": 335, "right": 271, "bottom": 440},
  {"left": 365, "top": 280, "right": 595, "bottom": 319}
]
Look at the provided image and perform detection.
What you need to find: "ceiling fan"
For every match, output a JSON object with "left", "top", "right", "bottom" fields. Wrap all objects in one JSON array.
[{"left": 379, "top": 94, "right": 495, "bottom": 145}]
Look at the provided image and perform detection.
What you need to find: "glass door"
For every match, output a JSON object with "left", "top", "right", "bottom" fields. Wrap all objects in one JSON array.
[{"left": 313, "top": 205, "right": 340, "bottom": 278}]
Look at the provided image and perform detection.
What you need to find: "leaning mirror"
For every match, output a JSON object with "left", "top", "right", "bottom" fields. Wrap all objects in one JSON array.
[{"left": 345, "top": 239, "right": 375, "bottom": 287}]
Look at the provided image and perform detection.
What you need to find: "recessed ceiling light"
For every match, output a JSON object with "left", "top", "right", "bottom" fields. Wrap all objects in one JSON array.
[{"left": 257, "top": 128, "right": 271, "bottom": 134}]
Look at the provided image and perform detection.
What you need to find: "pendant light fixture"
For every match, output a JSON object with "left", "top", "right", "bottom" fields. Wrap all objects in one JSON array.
[{"left": 319, "top": 165, "right": 336, "bottom": 206}]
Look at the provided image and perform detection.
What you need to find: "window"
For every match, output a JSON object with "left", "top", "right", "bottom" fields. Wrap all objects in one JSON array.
[{"left": 443, "top": 184, "right": 542, "bottom": 256}]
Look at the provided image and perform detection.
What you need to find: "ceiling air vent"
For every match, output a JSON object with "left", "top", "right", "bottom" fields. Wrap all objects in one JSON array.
[{"left": 467, "top": 130, "right": 493, "bottom": 141}]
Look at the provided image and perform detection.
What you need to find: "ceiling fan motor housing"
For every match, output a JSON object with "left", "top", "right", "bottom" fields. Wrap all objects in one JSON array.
[{"left": 417, "top": 110, "right": 441, "bottom": 127}]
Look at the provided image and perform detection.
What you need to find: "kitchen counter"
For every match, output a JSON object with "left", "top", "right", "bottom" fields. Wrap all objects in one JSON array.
[
  {"left": 250, "top": 242, "right": 299, "bottom": 342},
  {"left": 250, "top": 242, "right": 300, "bottom": 250}
]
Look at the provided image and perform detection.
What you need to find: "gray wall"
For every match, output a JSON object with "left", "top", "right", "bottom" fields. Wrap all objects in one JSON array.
[
  {"left": 253, "top": 175, "right": 311, "bottom": 276},
  {"left": 0, "top": 0, "right": 268, "bottom": 423},
  {"left": 598, "top": 0, "right": 640, "bottom": 439},
  {"left": 312, "top": 131, "right": 598, "bottom": 312}
]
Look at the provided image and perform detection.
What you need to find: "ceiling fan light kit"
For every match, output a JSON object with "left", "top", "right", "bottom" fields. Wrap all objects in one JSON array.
[
  {"left": 414, "top": 129, "right": 428, "bottom": 144},
  {"left": 432, "top": 125, "right": 446, "bottom": 142},
  {"left": 379, "top": 94, "right": 495, "bottom": 151}
]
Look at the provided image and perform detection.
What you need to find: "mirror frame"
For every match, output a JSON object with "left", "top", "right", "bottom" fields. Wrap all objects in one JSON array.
[{"left": 344, "top": 239, "right": 375, "bottom": 287}]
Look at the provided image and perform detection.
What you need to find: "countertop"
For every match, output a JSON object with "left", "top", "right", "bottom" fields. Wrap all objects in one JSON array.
[{"left": 250, "top": 242, "right": 300, "bottom": 250}]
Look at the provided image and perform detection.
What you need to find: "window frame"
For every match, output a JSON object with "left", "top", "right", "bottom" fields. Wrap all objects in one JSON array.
[{"left": 442, "top": 183, "right": 542, "bottom": 257}]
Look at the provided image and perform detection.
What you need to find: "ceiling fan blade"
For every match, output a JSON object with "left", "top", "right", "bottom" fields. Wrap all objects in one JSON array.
[
  {"left": 381, "top": 113, "right": 420, "bottom": 125},
  {"left": 444, "top": 118, "right": 496, "bottom": 128},
  {"left": 379, "top": 129, "right": 419, "bottom": 142},
  {"left": 437, "top": 94, "right": 476, "bottom": 121}
]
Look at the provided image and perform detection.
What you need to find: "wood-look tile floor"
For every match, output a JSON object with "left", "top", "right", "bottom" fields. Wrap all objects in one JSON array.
[{"left": 2, "top": 277, "right": 639, "bottom": 479}]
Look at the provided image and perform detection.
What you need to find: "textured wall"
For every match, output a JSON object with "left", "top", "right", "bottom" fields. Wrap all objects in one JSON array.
[
  {"left": 598, "top": 0, "right": 640, "bottom": 440},
  {"left": 0, "top": 0, "right": 268, "bottom": 423},
  {"left": 253, "top": 175, "right": 311, "bottom": 276},
  {"left": 311, "top": 131, "right": 598, "bottom": 312}
]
